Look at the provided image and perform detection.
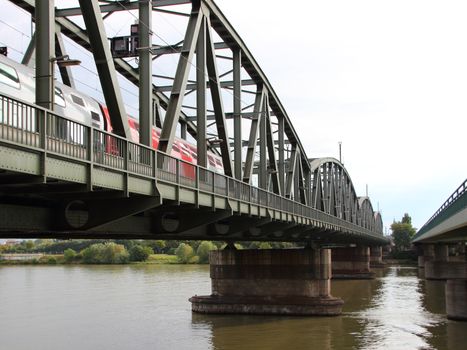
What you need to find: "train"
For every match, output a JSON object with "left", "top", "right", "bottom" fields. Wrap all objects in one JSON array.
[{"left": 0, "top": 53, "right": 224, "bottom": 173}]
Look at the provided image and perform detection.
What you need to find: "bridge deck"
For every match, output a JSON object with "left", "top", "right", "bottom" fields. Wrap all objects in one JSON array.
[{"left": 0, "top": 93, "right": 386, "bottom": 244}]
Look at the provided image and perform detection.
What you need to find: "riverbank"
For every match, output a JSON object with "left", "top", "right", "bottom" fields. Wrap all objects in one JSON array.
[{"left": 0, "top": 253, "right": 188, "bottom": 265}]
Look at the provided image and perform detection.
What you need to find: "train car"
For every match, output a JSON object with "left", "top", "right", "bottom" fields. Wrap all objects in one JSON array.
[{"left": 0, "top": 53, "right": 224, "bottom": 174}]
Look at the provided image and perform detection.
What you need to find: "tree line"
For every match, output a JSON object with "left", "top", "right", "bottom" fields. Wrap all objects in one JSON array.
[{"left": 0, "top": 239, "right": 300, "bottom": 264}]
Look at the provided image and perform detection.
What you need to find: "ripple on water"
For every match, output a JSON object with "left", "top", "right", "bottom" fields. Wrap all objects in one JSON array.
[{"left": 348, "top": 266, "right": 445, "bottom": 350}]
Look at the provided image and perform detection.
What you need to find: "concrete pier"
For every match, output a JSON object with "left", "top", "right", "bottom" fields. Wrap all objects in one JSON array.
[
  {"left": 417, "top": 244, "right": 434, "bottom": 268},
  {"left": 425, "top": 244, "right": 466, "bottom": 280},
  {"left": 190, "top": 248, "right": 343, "bottom": 316},
  {"left": 331, "top": 246, "right": 374, "bottom": 279},
  {"left": 369, "top": 246, "right": 384, "bottom": 268}
]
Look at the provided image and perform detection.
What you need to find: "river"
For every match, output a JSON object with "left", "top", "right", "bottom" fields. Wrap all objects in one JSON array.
[{"left": 0, "top": 265, "right": 464, "bottom": 350}]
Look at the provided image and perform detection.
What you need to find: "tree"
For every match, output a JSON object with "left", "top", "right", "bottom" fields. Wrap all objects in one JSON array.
[
  {"left": 175, "top": 243, "right": 195, "bottom": 263},
  {"left": 63, "top": 248, "right": 77, "bottom": 263},
  {"left": 129, "top": 245, "right": 153, "bottom": 262},
  {"left": 81, "top": 243, "right": 129, "bottom": 264},
  {"left": 196, "top": 241, "right": 217, "bottom": 263},
  {"left": 391, "top": 213, "right": 416, "bottom": 252}
]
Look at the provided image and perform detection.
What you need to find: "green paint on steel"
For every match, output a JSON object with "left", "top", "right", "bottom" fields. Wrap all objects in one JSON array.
[{"left": 413, "top": 180, "right": 467, "bottom": 242}]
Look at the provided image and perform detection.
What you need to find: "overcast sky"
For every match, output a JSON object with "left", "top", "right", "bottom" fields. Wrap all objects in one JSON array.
[
  {"left": 0, "top": 0, "right": 466, "bottom": 236},
  {"left": 214, "top": 0, "right": 467, "bottom": 232}
]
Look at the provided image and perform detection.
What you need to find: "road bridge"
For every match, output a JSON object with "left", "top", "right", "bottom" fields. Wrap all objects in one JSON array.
[
  {"left": 0, "top": 0, "right": 388, "bottom": 316},
  {"left": 413, "top": 179, "right": 467, "bottom": 320}
]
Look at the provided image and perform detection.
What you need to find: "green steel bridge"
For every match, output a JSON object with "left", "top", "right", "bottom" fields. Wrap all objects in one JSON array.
[{"left": 0, "top": 0, "right": 388, "bottom": 247}]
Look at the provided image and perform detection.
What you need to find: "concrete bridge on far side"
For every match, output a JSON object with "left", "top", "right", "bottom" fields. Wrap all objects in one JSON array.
[{"left": 413, "top": 179, "right": 467, "bottom": 321}]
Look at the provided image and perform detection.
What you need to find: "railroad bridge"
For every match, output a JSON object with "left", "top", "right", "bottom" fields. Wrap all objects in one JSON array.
[{"left": 0, "top": 0, "right": 388, "bottom": 316}]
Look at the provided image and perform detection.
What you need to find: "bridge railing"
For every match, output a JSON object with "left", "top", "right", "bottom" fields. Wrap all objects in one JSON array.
[
  {"left": 415, "top": 178, "right": 467, "bottom": 239},
  {"left": 0, "top": 93, "right": 385, "bottom": 240}
]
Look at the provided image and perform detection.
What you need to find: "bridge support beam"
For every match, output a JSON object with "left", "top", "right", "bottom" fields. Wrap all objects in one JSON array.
[
  {"left": 331, "top": 246, "right": 374, "bottom": 279},
  {"left": 190, "top": 247, "right": 344, "bottom": 316},
  {"left": 369, "top": 246, "right": 384, "bottom": 268}
]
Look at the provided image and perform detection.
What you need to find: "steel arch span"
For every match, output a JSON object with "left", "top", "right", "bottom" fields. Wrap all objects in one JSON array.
[{"left": 309, "top": 158, "right": 382, "bottom": 234}]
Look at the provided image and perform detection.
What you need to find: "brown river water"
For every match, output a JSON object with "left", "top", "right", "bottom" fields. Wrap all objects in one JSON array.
[{"left": 0, "top": 265, "right": 464, "bottom": 350}]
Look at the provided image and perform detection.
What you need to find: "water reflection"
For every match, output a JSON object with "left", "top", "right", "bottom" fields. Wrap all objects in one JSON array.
[{"left": 350, "top": 266, "right": 445, "bottom": 350}]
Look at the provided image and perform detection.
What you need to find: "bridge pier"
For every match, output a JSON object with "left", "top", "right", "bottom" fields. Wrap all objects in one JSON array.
[
  {"left": 417, "top": 244, "right": 435, "bottom": 268},
  {"left": 331, "top": 246, "right": 374, "bottom": 279},
  {"left": 369, "top": 246, "right": 384, "bottom": 268},
  {"left": 190, "top": 247, "right": 344, "bottom": 316},
  {"left": 421, "top": 243, "right": 467, "bottom": 321},
  {"left": 446, "top": 279, "right": 467, "bottom": 321}
]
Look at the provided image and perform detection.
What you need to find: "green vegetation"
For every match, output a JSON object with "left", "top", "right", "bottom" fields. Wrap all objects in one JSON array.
[
  {"left": 129, "top": 245, "right": 153, "bottom": 262},
  {"left": 0, "top": 239, "right": 301, "bottom": 265},
  {"left": 81, "top": 243, "right": 129, "bottom": 264},
  {"left": 391, "top": 213, "right": 417, "bottom": 252}
]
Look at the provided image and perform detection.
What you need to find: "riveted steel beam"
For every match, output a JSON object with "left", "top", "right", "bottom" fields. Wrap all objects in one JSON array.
[
  {"left": 78, "top": 0, "right": 130, "bottom": 138},
  {"left": 196, "top": 15, "right": 207, "bottom": 167},
  {"left": 158, "top": 4, "right": 203, "bottom": 153},
  {"left": 55, "top": 0, "right": 192, "bottom": 17},
  {"left": 243, "top": 86, "right": 265, "bottom": 184},
  {"left": 35, "top": 0, "right": 54, "bottom": 110},
  {"left": 205, "top": 12, "right": 233, "bottom": 176},
  {"left": 233, "top": 47, "right": 242, "bottom": 180},
  {"left": 139, "top": 0, "right": 153, "bottom": 146},
  {"left": 265, "top": 97, "right": 281, "bottom": 195},
  {"left": 285, "top": 144, "right": 297, "bottom": 198},
  {"left": 55, "top": 30, "right": 75, "bottom": 88}
]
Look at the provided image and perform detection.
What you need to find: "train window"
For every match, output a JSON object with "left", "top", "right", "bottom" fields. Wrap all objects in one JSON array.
[
  {"left": 0, "top": 62, "right": 20, "bottom": 89},
  {"left": 54, "top": 87, "right": 66, "bottom": 107},
  {"left": 172, "top": 145, "right": 180, "bottom": 152},
  {"left": 71, "top": 94, "right": 85, "bottom": 107},
  {"left": 91, "top": 111, "right": 100, "bottom": 122}
]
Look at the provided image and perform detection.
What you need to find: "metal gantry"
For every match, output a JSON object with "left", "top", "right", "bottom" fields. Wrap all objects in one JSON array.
[{"left": 0, "top": 0, "right": 386, "bottom": 245}]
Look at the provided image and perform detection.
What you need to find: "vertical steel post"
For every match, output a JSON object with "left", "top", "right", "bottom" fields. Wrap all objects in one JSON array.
[
  {"left": 233, "top": 48, "right": 242, "bottom": 180},
  {"left": 180, "top": 122, "right": 187, "bottom": 140},
  {"left": 278, "top": 116, "right": 285, "bottom": 195},
  {"left": 139, "top": 0, "right": 153, "bottom": 146},
  {"left": 55, "top": 30, "right": 76, "bottom": 89},
  {"left": 196, "top": 17, "right": 207, "bottom": 168},
  {"left": 259, "top": 95, "right": 267, "bottom": 189},
  {"left": 35, "top": 0, "right": 55, "bottom": 110}
]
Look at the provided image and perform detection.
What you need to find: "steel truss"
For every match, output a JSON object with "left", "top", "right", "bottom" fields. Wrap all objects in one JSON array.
[{"left": 3, "top": 0, "right": 385, "bottom": 238}]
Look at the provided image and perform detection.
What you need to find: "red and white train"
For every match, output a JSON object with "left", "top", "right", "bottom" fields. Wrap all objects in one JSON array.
[{"left": 0, "top": 53, "right": 224, "bottom": 173}]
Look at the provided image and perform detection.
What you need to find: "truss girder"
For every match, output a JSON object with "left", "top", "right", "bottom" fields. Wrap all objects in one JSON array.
[
  {"left": 309, "top": 158, "right": 380, "bottom": 234},
  {"left": 4, "top": 0, "right": 385, "bottom": 237}
]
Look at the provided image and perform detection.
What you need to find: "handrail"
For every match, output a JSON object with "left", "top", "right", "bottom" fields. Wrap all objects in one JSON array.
[
  {"left": 0, "top": 93, "right": 386, "bottom": 240},
  {"left": 417, "top": 178, "right": 467, "bottom": 234}
]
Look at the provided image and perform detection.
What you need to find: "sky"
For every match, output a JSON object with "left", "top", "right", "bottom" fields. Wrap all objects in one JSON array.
[
  {"left": 0, "top": 0, "right": 466, "bottom": 235},
  {"left": 213, "top": 0, "right": 467, "bottom": 232}
]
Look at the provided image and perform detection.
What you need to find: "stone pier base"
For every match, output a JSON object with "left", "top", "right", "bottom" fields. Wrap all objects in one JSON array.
[
  {"left": 190, "top": 248, "right": 343, "bottom": 316},
  {"left": 331, "top": 246, "right": 374, "bottom": 279},
  {"left": 446, "top": 279, "right": 467, "bottom": 321}
]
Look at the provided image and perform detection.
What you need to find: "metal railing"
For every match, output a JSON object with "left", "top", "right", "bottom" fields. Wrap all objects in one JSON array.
[
  {"left": 0, "top": 93, "right": 385, "bottom": 240},
  {"left": 415, "top": 178, "right": 467, "bottom": 238}
]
